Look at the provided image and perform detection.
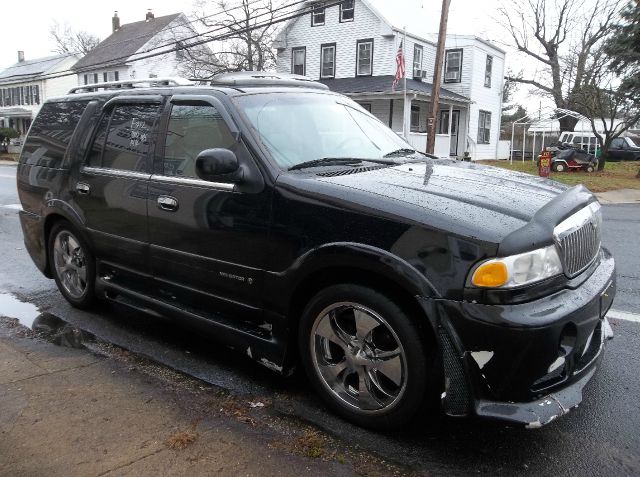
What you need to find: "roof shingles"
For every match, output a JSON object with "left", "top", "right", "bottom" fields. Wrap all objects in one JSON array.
[{"left": 72, "top": 13, "right": 182, "bottom": 71}]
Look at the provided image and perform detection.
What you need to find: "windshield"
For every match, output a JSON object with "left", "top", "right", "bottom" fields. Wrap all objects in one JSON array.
[{"left": 236, "top": 92, "right": 415, "bottom": 169}]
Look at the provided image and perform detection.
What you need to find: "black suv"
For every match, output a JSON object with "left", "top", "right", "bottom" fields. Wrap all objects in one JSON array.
[{"left": 17, "top": 73, "right": 615, "bottom": 430}]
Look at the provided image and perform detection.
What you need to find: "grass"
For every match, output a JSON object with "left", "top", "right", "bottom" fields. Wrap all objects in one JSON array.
[{"left": 479, "top": 160, "right": 640, "bottom": 192}]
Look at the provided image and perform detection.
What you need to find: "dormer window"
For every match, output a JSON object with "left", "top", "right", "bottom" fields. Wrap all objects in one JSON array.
[
  {"left": 413, "top": 44, "right": 423, "bottom": 75},
  {"left": 444, "top": 49, "right": 463, "bottom": 83},
  {"left": 312, "top": 3, "right": 325, "bottom": 26},
  {"left": 340, "top": 0, "right": 354, "bottom": 22}
]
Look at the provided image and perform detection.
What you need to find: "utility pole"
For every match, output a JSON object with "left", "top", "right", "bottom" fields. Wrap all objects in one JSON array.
[{"left": 426, "top": 0, "right": 451, "bottom": 155}]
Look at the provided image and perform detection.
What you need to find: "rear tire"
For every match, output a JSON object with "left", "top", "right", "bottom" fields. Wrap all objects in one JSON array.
[
  {"left": 553, "top": 162, "right": 566, "bottom": 172},
  {"left": 48, "top": 221, "right": 96, "bottom": 309},
  {"left": 585, "top": 165, "right": 595, "bottom": 172},
  {"left": 298, "top": 283, "right": 436, "bottom": 430}
]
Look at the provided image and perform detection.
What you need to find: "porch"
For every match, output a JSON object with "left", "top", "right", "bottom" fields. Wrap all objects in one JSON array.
[{"left": 319, "top": 76, "right": 472, "bottom": 159}]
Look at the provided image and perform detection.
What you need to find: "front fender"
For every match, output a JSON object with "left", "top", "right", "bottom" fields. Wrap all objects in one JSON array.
[{"left": 263, "top": 242, "right": 440, "bottom": 317}]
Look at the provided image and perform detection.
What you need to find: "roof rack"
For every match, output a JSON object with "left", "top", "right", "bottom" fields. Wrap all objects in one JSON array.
[
  {"left": 208, "top": 71, "right": 329, "bottom": 90},
  {"left": 68, "top": 77, "right": 194, "bottom": 94}
]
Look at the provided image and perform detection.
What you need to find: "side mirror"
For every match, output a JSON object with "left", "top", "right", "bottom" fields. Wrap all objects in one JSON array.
[{"left": 195, "top": 148, "right": 244, "bottom": 183}]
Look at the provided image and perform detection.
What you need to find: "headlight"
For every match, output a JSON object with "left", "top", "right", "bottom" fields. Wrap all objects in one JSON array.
[{"left": 470, "top": 245, "right": 563, "bottom": 288}]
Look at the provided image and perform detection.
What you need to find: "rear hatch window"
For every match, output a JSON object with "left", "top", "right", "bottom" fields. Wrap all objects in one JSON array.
[{"left": 20, "top": 101, "right": 89, "bottom": 168}]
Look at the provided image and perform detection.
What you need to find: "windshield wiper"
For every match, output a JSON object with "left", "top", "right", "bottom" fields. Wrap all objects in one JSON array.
[
  {"left": 383, "top": 148, "right": 418, "bottom": 158},
  {"left": 288, "top": 158, "right": 364, "bottom": 170}
]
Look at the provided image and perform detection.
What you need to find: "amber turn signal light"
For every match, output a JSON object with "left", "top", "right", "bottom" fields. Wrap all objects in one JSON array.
[{"left": 471, "top": 261, "right": 508, "bottom": 288}]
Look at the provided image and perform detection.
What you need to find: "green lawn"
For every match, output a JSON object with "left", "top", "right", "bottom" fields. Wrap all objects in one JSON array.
[{"left": 479, "top": 160, "right": 640, "bottom": 192}]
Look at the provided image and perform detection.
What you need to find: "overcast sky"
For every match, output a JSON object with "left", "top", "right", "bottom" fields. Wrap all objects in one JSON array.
[{"left": 1, "top": 0, "right": 538, "bottom": 106}]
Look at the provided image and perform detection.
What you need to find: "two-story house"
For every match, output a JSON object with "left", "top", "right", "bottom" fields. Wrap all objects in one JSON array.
[
  {"left": 71, "top": 11, "right": 198, "bottom": 86},
  {"left": 0, "top": 51, "right": 78, "bottom": 137},
  {"left": 273, "top": 0, "right": 505, "bottom": 160}
]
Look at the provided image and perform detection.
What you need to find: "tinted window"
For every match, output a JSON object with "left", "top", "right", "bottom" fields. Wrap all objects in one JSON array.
[
  {"left": 20, "top": 101, "right": 88, "bottom": 167},
  {"left": 611, "top": 138, "right": 625, "bottom": 148},
  {"left": 163, "top": 104, "right": 235, "bottom": 178},
  {"left": 86, "top": 114, "right": 110, "bottom": 167},
  {"left": 99, "top": 104, "right": 158, "bottom": 172}
]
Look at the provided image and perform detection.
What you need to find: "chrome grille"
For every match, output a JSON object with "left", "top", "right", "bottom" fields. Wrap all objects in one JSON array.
[{"left": 554, "top": 202, "right": 602, "bottom": 278}]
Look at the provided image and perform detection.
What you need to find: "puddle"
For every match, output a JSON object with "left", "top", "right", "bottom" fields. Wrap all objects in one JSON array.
[
  {"left": 0, "top": 292, "right": 40, "bottom": 328},
  {"left": 0, "top": 292, "right": 94, "bottom": 349},
  {"left": 31, "top": 312, "right": 95, "bottom": 349}
]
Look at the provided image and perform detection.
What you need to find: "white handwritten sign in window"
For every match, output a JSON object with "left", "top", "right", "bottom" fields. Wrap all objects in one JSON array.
[{"left": 130, "top": 118, "right": 150, "bottom": 149}]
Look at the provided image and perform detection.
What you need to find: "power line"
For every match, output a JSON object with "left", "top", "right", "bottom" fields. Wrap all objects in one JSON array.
[
  {"left": 0, "top": 0, "right": 292, "bottom": 74},
  {"left": 27, "top": 0, "right": 330, "bottom": 83}
]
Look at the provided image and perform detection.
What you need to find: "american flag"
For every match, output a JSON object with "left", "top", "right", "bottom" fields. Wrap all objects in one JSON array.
[{"left": 392, "top": 40, "right": 405, "bottom": 90}]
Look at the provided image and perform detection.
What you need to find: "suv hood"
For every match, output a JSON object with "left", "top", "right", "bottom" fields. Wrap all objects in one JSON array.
[{"left": 309, "top": 160, "right": 577, "bottom": 244}]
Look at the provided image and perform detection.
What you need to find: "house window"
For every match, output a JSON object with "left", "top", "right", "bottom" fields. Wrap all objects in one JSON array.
[
  {"left": 33, "top": 85, "right": 39, "bottom": 105},
  {"left": 413, "top": 44, "right": 423, "bottom": 76},
  {"left": 320, "top": 43, "right": 336, "bottom": 78},
  {"left": 340, "top": 0, "right": 354, "bottom": 22},
  {"left": 444, "top": 49, "right": 463, "bottom": 83},
  {"left": 103, "top": 72, "right": 108, "bottom": 82},
  {"left": 311, "top": 3, "right": 325, "bottom": 26},
  {"left": 485, "top": 55, "right": 493, "bottom": 88},
  {"left": 291, "top": 47, "right": 306, "bottom": 75},
  {"left": 410, "top": 105, "right": 420, "bottom": 132},
  {"left": 478, "top": 110, "right": 491, "bottom": 144},
  {"left": 94, "top": 73, "right": 99, "bottom": 84},
  {"left": 84, "top": 74, "right": 88, "bottom": 85},
  {"left": 176, "top": 41, "right": 185, "bottom": 60},
  {"left": 359, "top": 102, "right": 372, "bottom": 113},
  {"left": 356, "top": 39, "right": 373, "bottom": 76}
]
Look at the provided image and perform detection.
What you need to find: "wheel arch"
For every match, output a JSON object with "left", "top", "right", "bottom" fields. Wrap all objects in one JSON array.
[{"left": 42, "top": 202, "right": 89, "bottom": 278}]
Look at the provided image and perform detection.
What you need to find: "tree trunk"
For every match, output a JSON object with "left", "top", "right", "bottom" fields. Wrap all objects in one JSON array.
[
  {"left": 559, "top": 115, "right": 579, "bottom": 132},
  {"left": 597, "top": 138, "right": 612, "bottom": 171}
]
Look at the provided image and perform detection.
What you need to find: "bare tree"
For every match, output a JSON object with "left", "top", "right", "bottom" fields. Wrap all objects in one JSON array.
[
  {"left": 497, "top": 0, "right": 622, "bottom": 132},
  {"left": 179, "top": 0, "right": 291, "bottom": 79},
  {"left": 50, "top": 22, "right": 100, "bottom": 56}
]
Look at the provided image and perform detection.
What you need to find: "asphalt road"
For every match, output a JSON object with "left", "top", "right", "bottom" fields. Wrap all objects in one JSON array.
[{"left": 1, "top": 163, "right": 639, "bottom": 476}]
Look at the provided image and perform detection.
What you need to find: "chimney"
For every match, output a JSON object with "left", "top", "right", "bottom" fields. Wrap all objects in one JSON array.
[
  {"left": 18, "top": 51, "right": 25, "bottom": 63},
  {"left": 145, "top": 9, "right": 154, "bottom": 21},
  {"left": 112, "top": 11, "right": 120, "bottom": 33}
]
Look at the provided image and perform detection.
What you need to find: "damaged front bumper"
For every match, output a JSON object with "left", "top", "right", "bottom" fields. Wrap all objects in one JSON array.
[{"left": 419, "top": 249, "right": 616, "bottom": 428}]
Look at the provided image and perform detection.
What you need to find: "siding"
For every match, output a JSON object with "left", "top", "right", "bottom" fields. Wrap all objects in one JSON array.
[{"left": 276, "top": 1, "right": 396, "bottom": 79}]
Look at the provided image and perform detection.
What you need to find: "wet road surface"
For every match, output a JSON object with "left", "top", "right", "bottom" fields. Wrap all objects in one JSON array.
[{"left": 1, "top": 164, "right": 639, "bottom": 475}]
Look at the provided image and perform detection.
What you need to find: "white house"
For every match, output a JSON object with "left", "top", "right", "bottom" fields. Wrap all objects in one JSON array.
[
  {"left": 71, "top": 10, "right": 197, "bottom": 85},
  {"left": 273, "top": 0, "right": 506, "bottom": 160},
  {"left": 0, "top": 51, "right": 78, "bottom": 136}
]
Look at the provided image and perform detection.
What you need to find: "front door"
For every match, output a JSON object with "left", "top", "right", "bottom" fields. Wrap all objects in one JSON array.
[
  {"left": 147, "top": 95, "right": 271, "bottom": 324},
  {"left": 439, "top": 110, "right": 460, "bottom": 156},
  {"left": 74, "top": 98, "right": 162, "bottom": 279}
]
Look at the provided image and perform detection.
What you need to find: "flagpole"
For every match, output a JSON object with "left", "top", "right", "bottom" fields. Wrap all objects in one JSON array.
[{"left": 403, "top": 27, "right": 407, "bottom": 139}]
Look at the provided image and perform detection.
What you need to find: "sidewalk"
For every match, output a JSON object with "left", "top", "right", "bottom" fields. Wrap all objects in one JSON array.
[
  {"left": 0, "top": 160, "right": 17, "bottom": 166},
  {"left": 0, "top": 322, "right": 355, "bottom": 477},
  {"left": 595, "top": 189, "right": 640, "bottom": 204}
]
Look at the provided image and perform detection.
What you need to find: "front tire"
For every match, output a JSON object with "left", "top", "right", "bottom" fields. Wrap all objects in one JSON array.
[
  {"left": 553, "top": 162, "right": 566, "bottom": 172},
  {"left": 48, "top": 221, "right": 96, "bottom": 309},
  {"left": 298, "top": 284, "right": 435, "bottom": 430}
]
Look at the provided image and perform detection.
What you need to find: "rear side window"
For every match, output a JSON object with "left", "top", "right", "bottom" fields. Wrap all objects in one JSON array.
[
  {"left": 86, "top": 103, "right": 159, "bottom": 172},
  {"left": 20, "top": 101, "right": 89, "bottom": 168}
]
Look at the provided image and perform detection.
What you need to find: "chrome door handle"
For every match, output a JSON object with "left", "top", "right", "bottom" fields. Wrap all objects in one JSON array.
[
  {"left": 157, "top": 195, "right": 178, "bottom": 211},
  {"left": 76, "top": 182, "right": 90, "bottom": 195}
]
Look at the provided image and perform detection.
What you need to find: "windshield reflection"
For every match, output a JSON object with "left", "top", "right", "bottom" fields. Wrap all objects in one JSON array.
[{"left": 236, "top": 93, "right": 415, "bottom": 169}]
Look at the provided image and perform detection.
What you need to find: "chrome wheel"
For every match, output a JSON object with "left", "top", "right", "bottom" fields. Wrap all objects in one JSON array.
[
  {"left": 53, "top": 231, "right": 87, "bottom": 300},
  {"left": 310, "top": 302, "right": 407, "bottom": 413}
]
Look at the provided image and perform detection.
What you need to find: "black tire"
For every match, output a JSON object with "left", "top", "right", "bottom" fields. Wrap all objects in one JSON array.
[
  {"left": 552, "top": 162, "right": 566, "bottom": 172},
  {"left": 298, "top": 283, "right": 436, "bottom": 430},
  {"left": 585, "top": 165, "right": 595, "bottom": 172},
  {"left": 48, "top": 220, "right": 96, "bottom": 309}
]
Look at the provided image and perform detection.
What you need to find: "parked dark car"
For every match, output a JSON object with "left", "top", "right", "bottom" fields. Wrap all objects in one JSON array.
[
  {"left": 607, "top": 137, "right": 640, "bottom": 161},
  {"left": 17, "top": 73, "right": 615, "bottom": 430}
]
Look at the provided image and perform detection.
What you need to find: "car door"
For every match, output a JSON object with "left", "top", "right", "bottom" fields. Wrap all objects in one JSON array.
[
  {"left": 146, "top": 94, "right": 271, "bottom": 324},
  {"left": 608, "top": 138, "right": 627, "bottom": 161},
  {"left": 73, "top": 96, "right": 163, "bottom": 281}
]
